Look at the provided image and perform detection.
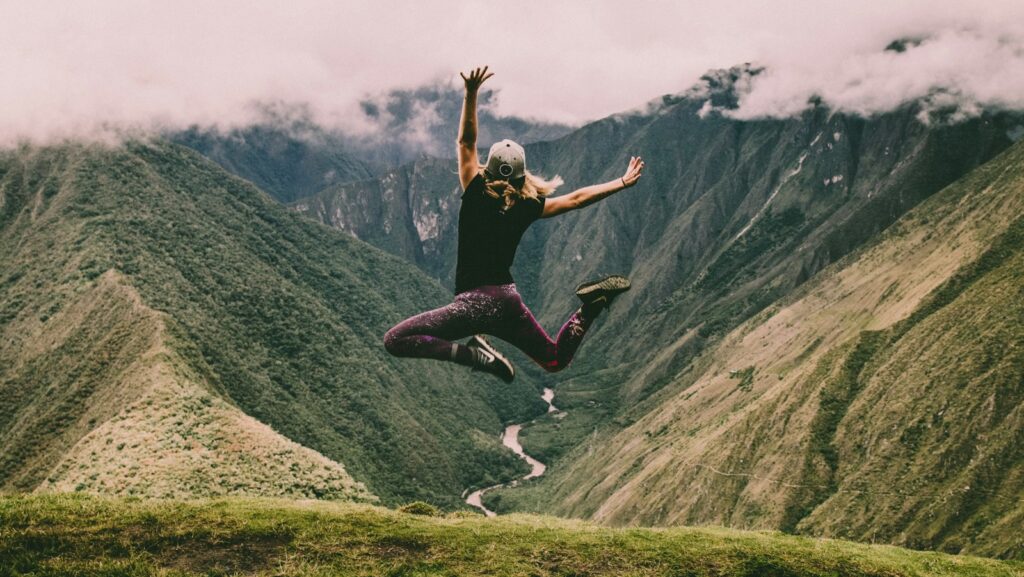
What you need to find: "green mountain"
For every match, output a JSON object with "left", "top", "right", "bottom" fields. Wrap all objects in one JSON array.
[
  {"left": 495, "top": 138, "right": 1024, "bottom": 559},
  {"left": 291, "top": 156, "right": 460, "bottom": 284},
  {"left": 3, "top": 494, "right": 1019, "bottom": 577},
  {"left": 0, "top": 142, "right": 545, "bottom": 508},
  {"left": 173, "top": 122, "right": 378, "bottom": 203},
  {"left": 3, "top": 65, "right": 1021, "bottom": 559}
]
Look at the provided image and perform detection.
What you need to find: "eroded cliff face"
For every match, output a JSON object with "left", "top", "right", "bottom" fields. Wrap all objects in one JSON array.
[{"left": 292, "top": 156, "right": 461, "bottom": 286}]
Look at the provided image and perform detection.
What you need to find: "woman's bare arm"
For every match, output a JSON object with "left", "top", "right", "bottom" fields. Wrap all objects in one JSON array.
[
  {"left": 541, "top": 156, "right": 645, "bottom": 218},
  {"left": 457, "top": 66, "right": 493, "bottom": 190}
]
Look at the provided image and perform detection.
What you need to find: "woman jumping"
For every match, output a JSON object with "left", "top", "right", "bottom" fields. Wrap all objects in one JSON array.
[{"left": 383, "top": 65, "right": 645, "bottom": 382}]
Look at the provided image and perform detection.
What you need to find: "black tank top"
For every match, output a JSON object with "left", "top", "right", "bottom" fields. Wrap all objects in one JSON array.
[{"left": 454, "top": 173, "right": 546, "bottom": 294}]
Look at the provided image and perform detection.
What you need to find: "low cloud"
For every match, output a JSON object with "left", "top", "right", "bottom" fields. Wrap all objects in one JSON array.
[
  {"left": 729, "top": 26, "right": 1024, "bottom": 122},
  {"left": 1, "top": 0, "right": 1022, "bottom": 145}
]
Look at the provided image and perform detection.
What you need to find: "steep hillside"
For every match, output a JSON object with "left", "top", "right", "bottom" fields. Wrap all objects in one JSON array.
[
  {"left": 2, "top": 494, "right": 1019, "bottom": 577},
  {"left": 0, "top": 267, "right": 371, "bottom": 502},
  {"left": 173, "top": 123, "right": 377, "bottom": 203},
  {"left": 292, "top": 156, "right": 460, "bottom": 284},
  {"left": 496, "top": 139, "right": 1024, "bottom": 558},
  {"left": 0, "top": 143, "right": 544, "bottom": 508}
]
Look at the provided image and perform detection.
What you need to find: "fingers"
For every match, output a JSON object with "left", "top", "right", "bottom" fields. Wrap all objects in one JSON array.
[
  {"left": 461, "top": 66, "right": 494, "bottom": 89},
  {"left": 623, "top": 156, "right": 645, "bottom": 187}
]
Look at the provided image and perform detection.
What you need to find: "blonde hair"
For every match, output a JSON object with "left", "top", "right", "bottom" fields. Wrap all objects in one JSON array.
[{"left": 480, "top": 166, "right": 564, "bottom": 204}]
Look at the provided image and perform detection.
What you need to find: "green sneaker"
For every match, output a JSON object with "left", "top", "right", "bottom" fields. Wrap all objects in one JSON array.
[{"left": 575, "top": 275, "right": 631, "bottom": 308}]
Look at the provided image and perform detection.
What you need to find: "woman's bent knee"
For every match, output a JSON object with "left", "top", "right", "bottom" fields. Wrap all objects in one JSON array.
[
  {"left": 383, "top": 326, "right": 404, "bottom": 356},
  {"left": 540, "top": 359, "right": 567, "bottom": 373}
]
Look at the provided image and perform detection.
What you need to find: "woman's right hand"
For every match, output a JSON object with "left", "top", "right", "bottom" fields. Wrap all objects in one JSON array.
[
  {"left": 460, "top": 66, "right": 494, "bottom": 93},
  {"left": 621, "top": 156, "right": 646, "bottom": 188}
]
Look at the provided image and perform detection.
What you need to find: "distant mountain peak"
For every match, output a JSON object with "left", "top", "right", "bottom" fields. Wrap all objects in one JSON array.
[
  {"left": 614, "top": 64, "right": 766, "bottom": 121},
  {"left": 884, "top": 36, "right": 928, "bottom": 53},
  {"left": 686, "top": 63, "right": 765, "bottom": 101}
]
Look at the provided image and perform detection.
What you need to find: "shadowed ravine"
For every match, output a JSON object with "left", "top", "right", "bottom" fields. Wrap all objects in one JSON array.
[{"left": 464, "top": 387, "right": 559, "bottom": 516}]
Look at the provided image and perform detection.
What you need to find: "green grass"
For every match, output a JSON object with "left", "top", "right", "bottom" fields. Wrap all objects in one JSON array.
[{"left": 1, "top": 494, "right": 1019, "bottom": 577}]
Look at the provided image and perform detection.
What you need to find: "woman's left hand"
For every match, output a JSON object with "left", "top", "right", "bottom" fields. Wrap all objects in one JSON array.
[{"left": 621, "top": 156, "right": 645, "bottom": 188}]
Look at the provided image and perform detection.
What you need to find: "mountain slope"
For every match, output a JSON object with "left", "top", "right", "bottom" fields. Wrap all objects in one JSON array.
[
  {"left": 291, "top": 156, "right": 460, "bottom": 284},
  {"left": 282, "top": 70, "right": 1023, "bottom": 553},
  {"left": 0, "top": 142, "right": 544, "bottom": 507},
  {"left": 173, "top": 123, "right": 377, "bottom": 203},
  {"left": 500, "top": 138, "right": 1024, "bottom": 558},
  {"left": 0, "top": 264, "right": 371, "bottom": 502},
  {"left": 291, "top": 75, "right": 1020, "bottom": 483}
]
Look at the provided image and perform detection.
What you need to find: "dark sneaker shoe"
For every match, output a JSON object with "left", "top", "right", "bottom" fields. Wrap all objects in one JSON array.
[
  {"left": 467, "top": 335, "right": 515, "bottom": 383},
  {"left": 575, "top": 275, "right": 631, "bottom": 307}
]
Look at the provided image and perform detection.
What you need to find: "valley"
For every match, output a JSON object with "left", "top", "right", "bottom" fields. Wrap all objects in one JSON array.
[
  {"left": 1, "top": 69, "right": 1021, "bottom": 561},
  {"left": 466, "top": 387, "right": 561, "bottom": 516}
]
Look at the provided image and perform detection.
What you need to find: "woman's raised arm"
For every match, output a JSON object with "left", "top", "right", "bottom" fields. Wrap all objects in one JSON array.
[
  {"left": 541, "top": 156, "right": 645, "bottom": 218},
  {"left": 457, "top": 66, "right": 493, "bottom": 190}
]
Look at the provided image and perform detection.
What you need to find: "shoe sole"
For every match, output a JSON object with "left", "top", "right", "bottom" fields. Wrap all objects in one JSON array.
[
  {"left": 575, "top": 275, "right": 631, "bottom": 299},
  {"left": 468, "top": 336, "right": 515, "bottom": 383}
]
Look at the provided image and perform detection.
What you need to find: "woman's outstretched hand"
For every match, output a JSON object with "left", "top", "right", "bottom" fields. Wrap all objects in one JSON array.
[
  {"left": 621, "top": 156, "right": 645, "bottom": 188},
  {"left": 460, "top": 66, "right": 494, "bottom": 93}
]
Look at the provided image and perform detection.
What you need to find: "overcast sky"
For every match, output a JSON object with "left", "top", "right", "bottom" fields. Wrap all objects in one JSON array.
[{"left": 2, "top": 0, "right": 1023, "bottom": 144}]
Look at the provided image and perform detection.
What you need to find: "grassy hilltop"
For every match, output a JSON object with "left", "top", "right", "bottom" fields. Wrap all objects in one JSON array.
[{"left": 1, "top": 494, "right": 1021, "bottom": 577}]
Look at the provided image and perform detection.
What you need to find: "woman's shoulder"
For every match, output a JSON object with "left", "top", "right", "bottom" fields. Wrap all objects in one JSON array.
[{"left": 462, "top": 171, "right": 486, "bottom": 196}]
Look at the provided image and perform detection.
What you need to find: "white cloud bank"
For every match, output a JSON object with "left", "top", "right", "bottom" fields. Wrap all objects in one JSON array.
[{"left": 1, "top": 0, "right": 1022, "bottom": 144}]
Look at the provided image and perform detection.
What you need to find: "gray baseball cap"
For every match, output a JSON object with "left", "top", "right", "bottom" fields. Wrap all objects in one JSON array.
[{"left": 485, "top": 139, "right": 526, "bottom": 181}]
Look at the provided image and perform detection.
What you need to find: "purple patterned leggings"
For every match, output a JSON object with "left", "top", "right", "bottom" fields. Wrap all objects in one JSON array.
[{"left": 383, "top": 284, "right": 594, "bottom": 372}]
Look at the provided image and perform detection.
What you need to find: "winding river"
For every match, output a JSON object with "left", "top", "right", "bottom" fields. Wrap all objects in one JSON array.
[{"left": 464, "top": 387, "right": 560, "bottom": 516}]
